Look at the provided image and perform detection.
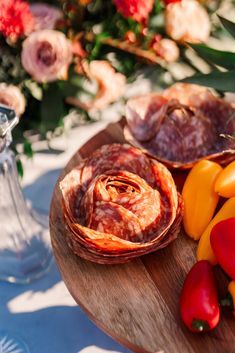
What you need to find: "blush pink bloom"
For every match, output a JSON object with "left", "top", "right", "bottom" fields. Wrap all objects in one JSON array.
[
  {"left": 67, "top": 60, "right": 126, "bottom": 112},
  {"left": 163, "top": 83, "right": 213, "bottom": 107},
  {"left": 0, "top": 83, "right": 26, "bottom": 116},
  {"left": 21, "top": 30, "right": 72, "bottom": 83},
  {"left": 165, "top": 0, "right": 210, "bottom": 43},
  {"left": 113, "top": 0, "right": 154, "bottom": 23},
  {"left": 153, "top": 38, "right": 179, "bottom": 63},
  {"left": 30, "top": 3, "right": 63, "bottom": 31}
]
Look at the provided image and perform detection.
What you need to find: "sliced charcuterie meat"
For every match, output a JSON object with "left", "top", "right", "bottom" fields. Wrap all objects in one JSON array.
[
  {"left": 60, "top": 143, "right": 182, "bottom": 264},
  {"left": 125, "top": 83, "right": 235, "bottom": 168}
]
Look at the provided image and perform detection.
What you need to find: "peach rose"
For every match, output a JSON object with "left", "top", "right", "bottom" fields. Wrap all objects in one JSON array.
[
  {"left": 30, "top": 3, "right": 63, "bottom": 31},
  {"left": 0, "top": 83, "right": 25, "bottom": 116},
  {"left": 21, "top": 30, "right": 72, "bottom": 83},
  {"left": 153, "top": 38, "right": 179, "bottom": 63},
  {"left": 67, "top": 60, "right": 126, "bottom": 111},
  {"left": 165, "top": 0, "right": 210, "bottom": 43}
]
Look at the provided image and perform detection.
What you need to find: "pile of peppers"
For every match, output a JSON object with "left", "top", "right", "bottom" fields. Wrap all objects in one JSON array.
[{"left": 180, "top": 159, "right": 235, "bottom": 332}]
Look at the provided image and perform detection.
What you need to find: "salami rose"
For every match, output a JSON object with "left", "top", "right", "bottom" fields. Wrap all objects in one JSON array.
[
  {"left": 125, "top": 83, "right": 235, "bottom": 169},
  {"left": 60, "top": 144, "right": 183, "bottom": 264}
]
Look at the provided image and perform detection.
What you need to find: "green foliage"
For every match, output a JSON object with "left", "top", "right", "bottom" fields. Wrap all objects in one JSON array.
[
  {"left": 182, "top": 16, "right": 235, "bottom": 92},
  {"left": 183, "top": 71, "right": 235, "bottom": 92},
  {"left": 0, "top": 39, "right": 26, "bottom": 84},
  {"left": 23, "top": 80, "right": 43, "bottom": 101},
  {"left": 40, "top": 83, "right": 66, "bottom": 134},
  {"left": 218, "top": 15, "right": 235, "bottom": 38},
  {"left": 16, "top": 158, "right": 24, "bottom": 179},
  {"left": 190, "top": 44, "right": 235, "bottom": 70},
  {"left": 23, "top": 139, "right": 34, "bottom": 158},
  {"left": 0, "top": 0, "right": 229, "bottom": 174}
]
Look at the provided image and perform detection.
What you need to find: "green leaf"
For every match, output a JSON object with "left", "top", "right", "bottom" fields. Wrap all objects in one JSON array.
[
  {"left": 90, "top": 32, "right": 109, "bottom": 60},
  {"left": 23, "top": 139, "right": 34, "bottom": 159},
  {"left": 16, "top": 159, "right": 24, "bottom": 178},
  {"left": 190, "top": 43, "right": 235, "bottom": 70},
  {"left": 218, "top": 15, "right": 235, "bottom": 38},
  {"left": 40, "top": 83, "right": 66, "bottom": 133},
  {"left": 59, "top": 81, "right": 82, "bottom": 98},
  {"left": 182, "top": 71, "right": 235, "bottom": 92},
  {"left": 24, "top": 80, "right": 43, "bottom": 101}
]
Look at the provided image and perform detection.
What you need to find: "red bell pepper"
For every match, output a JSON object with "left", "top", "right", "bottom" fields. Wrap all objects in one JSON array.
[
  {"left": 180, "top": 260, "right": 220, "bottom": 332},
  {"left": 210, "top": 217, "right": 235, "bottom": 280}
]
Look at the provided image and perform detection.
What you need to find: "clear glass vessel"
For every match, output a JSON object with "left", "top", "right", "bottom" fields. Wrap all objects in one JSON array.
[{"left": 0, "top": 104, "right": 52, "bottom": 283}]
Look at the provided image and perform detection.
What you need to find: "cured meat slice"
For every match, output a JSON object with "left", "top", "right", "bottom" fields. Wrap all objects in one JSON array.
[
  {"left": 60, "top": 144, "right": 182, "bottom": 264},
  {"left": 125, "top": 94, "right": 168, "bottom": 141},
  {"left": 125, "top": 83, "right": 235, "bottom": 169},
  {"left": 81, "top": 143, "right": 156, "bottom": 188}
]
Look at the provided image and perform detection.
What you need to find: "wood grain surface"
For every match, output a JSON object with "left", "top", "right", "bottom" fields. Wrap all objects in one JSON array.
[{"left": 50, "top": 120, "right": 235, "bottom": 353}]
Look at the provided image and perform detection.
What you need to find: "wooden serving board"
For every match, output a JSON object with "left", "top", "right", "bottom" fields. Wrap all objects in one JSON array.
[{"left": 50, "top": 120, "right": 235, "bottom": 353}]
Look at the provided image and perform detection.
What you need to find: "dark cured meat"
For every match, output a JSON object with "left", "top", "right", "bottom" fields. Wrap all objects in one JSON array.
[
  {"left": 125, "top": 83, "right": 235, "bottom": 169},
  {"left": 60, "top": 144, "right": 182, "bottom": 264}
]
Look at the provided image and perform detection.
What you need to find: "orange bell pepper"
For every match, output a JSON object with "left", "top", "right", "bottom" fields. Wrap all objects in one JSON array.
[
  {"left": 215, "top": 160, "right": 235, "bottom": 198},
  {"left": 182, "top": 160, "right": 222, "bottom": 240},
  {"left": 197, "top": 197, "right": 235, "bottom": 265}
]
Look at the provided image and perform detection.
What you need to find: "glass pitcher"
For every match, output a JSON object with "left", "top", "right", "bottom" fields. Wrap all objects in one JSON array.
[{"left": 0, "top": 104, "right": 52, "bottom": 283}]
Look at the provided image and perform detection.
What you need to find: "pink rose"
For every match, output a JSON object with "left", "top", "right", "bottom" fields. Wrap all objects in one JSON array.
[
  {"left": 0, "top": 83, "right": 26, "bottom": 116},
  {"left": 165, "top": 0, "right": 210, "bottom": 43},
  {"left": 67, "top": 60, "right": 126, "bottom": 112},
  {"left": 30, "top": 3, "right": 63, "bottom": 31},
  {"left": 21, "top": 30, "right": 72, "bottom": 83}
]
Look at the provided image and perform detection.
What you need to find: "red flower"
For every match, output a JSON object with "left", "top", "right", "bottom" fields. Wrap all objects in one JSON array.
[
  {"left": 113, "top": 0, "right": 154, "bottom": 23},
  {"left": 164, "top": 0, "right": 182, "bottom": 5},
  {"left": 0, "top": 0, "right": 34, "bottom": 41}
]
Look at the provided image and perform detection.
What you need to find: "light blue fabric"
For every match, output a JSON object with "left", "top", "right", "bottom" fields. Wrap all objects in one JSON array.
[
  {"left": 0, "top": 262, "right": 131, "bottom": 353},
  {"left": 0, "top": 164, "right": 131, "bottom": 353}
]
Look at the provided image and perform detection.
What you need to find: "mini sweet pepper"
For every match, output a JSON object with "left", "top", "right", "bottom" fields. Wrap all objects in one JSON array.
[
  {"left": 182, "top": 160, "right": 222, "bottom": 240},
  {"left": 180, "top": 260, "right": 220, "bottom": 332},
  {"left": 197, "top": 197, "right": 235, "bottom": 265},
  {"left": 215, "top": 160, "right": 235, "bottom": 198},
  {"left": 210, "top": 218, "right": 235, "bottom": 280}
]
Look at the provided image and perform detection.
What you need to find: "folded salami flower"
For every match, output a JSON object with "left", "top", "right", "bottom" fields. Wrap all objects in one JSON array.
[
  {"left": 60, "top": 144, "right": 183, "bottom": 264},
  {"left": 125, "top": 83, "right": 235, "bottom": 169}
]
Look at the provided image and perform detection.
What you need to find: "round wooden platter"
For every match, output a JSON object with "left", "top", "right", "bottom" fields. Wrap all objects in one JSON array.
[{"left": 50, "top": 120, "right": 235, "bottom": 353}]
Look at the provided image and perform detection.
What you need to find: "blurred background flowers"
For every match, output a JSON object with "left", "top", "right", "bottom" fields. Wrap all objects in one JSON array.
[{"left": 0, "top": 0, "right": 234, "bottom": 173}]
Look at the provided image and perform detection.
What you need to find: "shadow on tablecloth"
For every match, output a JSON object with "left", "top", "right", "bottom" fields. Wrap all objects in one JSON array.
[
  {"left": 0, "top": 169, "right": 131, "bottom": 353},
  {"left": 0, "top": 261, "right": 131, "bottom": 353},
  {"left": 23, "top": 168, "right": 62, "bottom": 214}
]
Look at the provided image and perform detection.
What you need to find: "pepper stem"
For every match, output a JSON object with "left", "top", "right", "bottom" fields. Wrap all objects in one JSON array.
[
  {"left": 220, "top": 293, "right": 234, "bottom": 309},
  {"left": 191, "top": 319, "right": 210, "bottom": 332}
]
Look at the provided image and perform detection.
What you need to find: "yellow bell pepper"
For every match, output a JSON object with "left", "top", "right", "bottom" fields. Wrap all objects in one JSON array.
[
  {"left": 228, "top": 281, "right": 235, "bottom": 315},
  {"left": 215, "top": 160, "right": 235, "bottom": 198},
  {"left": 182, "top": 160, "right": 222, "bottom": 240},
  {"left": 197, "top": 197, "right": 235, "bottom": 265}
]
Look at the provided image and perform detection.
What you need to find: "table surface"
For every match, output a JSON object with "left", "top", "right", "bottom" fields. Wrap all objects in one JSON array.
[
  {"left": 0, "top": 118, "right": 132, "bottom": 353},
  {"left": 50, "top": 121, "right": 235, "bottom": 353}
]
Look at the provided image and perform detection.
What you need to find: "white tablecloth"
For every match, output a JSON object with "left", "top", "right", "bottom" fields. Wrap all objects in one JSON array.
[{"left": 0, "top": 121, "right": 131, "bottom": 353}]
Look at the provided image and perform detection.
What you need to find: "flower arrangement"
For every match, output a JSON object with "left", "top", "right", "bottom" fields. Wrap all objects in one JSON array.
[{"left": 0, "top": 0, "right": 232, "bottom": 173}]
